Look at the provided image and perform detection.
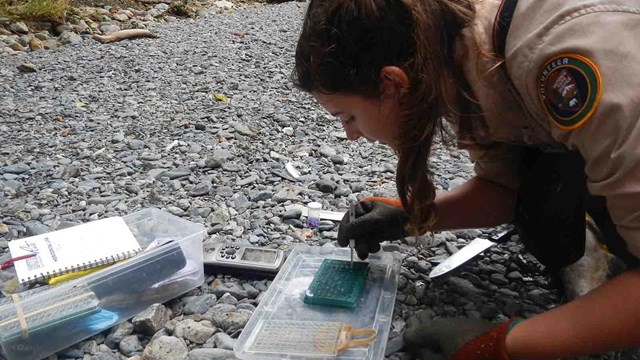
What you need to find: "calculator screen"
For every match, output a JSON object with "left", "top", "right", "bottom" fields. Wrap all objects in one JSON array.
[{"left": 242, "top": 248, "right": 277, "bottom": 264}]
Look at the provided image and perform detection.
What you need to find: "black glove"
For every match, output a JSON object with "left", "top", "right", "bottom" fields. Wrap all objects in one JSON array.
[
  {"left": 403, "top": 311, "right": 518, "bottom": 360},
  {"left": 337, "top": 197, "right": 408, "bottom": 260}
]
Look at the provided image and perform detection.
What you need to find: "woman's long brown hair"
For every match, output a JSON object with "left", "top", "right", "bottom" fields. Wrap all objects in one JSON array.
[{"left": 293, "top": 0, "right": 476, "bottom": 235}]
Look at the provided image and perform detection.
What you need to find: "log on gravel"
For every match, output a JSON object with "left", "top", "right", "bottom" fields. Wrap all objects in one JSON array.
[
  {"left": 92, "top": 29, "right": 158, "bottom": 44},
  {"left": 136, "top": 0, "right": 171, "bottom": 4}
]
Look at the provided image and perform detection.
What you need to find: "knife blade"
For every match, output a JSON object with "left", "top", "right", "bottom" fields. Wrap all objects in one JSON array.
[
  {"left": 348, "top": 203, "right": 356, "bottom": 268},
  {"left": 429, "top": 226, "right": 517, "bottom": 279}
]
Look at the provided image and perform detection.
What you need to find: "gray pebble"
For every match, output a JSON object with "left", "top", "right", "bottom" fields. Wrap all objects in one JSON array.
[
  {"left": 119, "top": 334, "right": 143, "bottom": 356},
  {"left": 128, "top": 139, "right": 146, "bottom": 150},
  {"left": 241, "top": 283, "right": 260, "bottom": 299},
  {"left": 2, "top": 163, "right": 30, "bottom": 174},
  {"left": 414, "top": 260, "right": 431, "bottom": 274},
  {"left": 507, "top": 271, "right": 523, "bottom": 280},
  {"left": 174, "top": 319, "right": 216, "bottom": 344},
  {"left": 527, "top": 289, "right": 551, "bottom": 305},
  {"left": 105, "top": 321, "right": 134, "bottom": 349},
  {"left": 334, "top": 186, "right": 351, "bottom": 197},
  {"left": 251, "top": 191, "right": 272, "bottom": 202},
  {"left": 190, "top": 182, "right": 212, "bottom": 196},
  {"left": 9, "top": 21, "right": 28, "bottom": 33},
  {"left": 445, "top": 242, "right": 459, "bottom": 255},
  {"left": 317, "top": 220, "right": 335, "bottom": 231},
  {"left": 142, "top": 336, "right": 188, "bottom": 360},
  {"left": 350, "top": 182, "right": 366, "bottom": 192},
  {"left": 184, "top": 294, "right": 217, "bottom": 315},
  {"left": 272, "top": 187, "right": 300, "bottom": 203},
  {"left": 24, "top": 220, "right": 50, "bottom": 236},
  {"left": 497, "top": 288, "right": 520, "bottom": 298},
  {"left": 319, "top": 144, "right": 336, "bottom": 157},
  {"left": 216, "top": 186, "right": 234, "bottom": 198},
  {"left": 132, "top": 304, "right": 172, "bottom": 336},
  {"left": 490, "top": 273, "right": 509, "bottom": 286},
  {"left": 209, "top": 283, "right": 248, "bottom": 300},
  {"left": 99, "top": 23, "right": 121, "bottom": 34},
  {"left": 165, "top": 168, "right": 192, "bottom": 180},
  {"left": 281, "top": 209, "right": 301, "bottom": 220},
  {"left": 212, "top": 332, "right": 236, "bottom": 350},
  {"left": 232, "top": 122, "right": 256, "bottom": 137},
  {"left": 79, "top": 340, "right": 99, "bottom": 355},
  {"left": 90, "top": 351, "right": 121, "bottom": 360},
  {"left": 187, "top": 348, "right": 237, "bottom": 360},
  {"left": 315, "top": 179, "right": 337, "bottom": 193},
  {"left": 330, "top": 154, "right": 345, "bottom": 164},
  {"left": 237, "top": 175, "right": 258, "bottom": 186},
  {"left": 58, "top": 31, "right": 82, "bottom": 45},
  {"left": 222, "top": 163, "right": 241, "bottom": 172},
  {"left": 446, "top": 277, "right": 481, "bottom": 300},
  {"left": 216, "top": 293, "right": 239, "bottom": 305},
  {"left": 453, "top": 229, "right": 483, "bottom": 240},
  {"left": 205, "top": 305, "right": 248, "bottom": 333},
  {"left": 236, "top": 303, "right": 255, "bottom": 312},
  {"left": 283, "top": 218, "right": 303, "bottom": 228}
]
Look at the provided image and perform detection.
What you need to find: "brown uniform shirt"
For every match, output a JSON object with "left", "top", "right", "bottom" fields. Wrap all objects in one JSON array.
[{"left": 455, "top": 0, "right": 640, "bottom": 258}]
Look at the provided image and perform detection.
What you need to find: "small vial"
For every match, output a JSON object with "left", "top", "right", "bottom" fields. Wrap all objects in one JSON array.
[{"left": 307, "top": 202, "right": 322, "bottom": 229}]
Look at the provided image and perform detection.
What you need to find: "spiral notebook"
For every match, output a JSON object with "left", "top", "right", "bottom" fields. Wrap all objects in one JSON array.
[{"left": 8, "top": 217, "right": 142, "bottom": 285}]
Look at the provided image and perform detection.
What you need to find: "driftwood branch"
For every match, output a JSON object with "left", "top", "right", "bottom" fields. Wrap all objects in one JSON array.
[
  {"left": 92, "top": 29, "right": 158, "bottom": 44},
  {"left": 136, "top": 0, "right": 172, "bottom": 4}
]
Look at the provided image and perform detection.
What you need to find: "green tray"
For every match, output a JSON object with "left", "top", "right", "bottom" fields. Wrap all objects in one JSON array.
[{"left": 304, "top": 259, "right": 369, "bottom": 309}]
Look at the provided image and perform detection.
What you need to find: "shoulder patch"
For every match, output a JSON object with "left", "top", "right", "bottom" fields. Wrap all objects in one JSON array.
[{"left": 538, "top": 54, "right": 601, "bottom": 130}]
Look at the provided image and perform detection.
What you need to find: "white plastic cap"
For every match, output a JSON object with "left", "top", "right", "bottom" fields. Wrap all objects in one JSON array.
[{"left": 307, "top": 202, "right": 323, "bottom": 210}]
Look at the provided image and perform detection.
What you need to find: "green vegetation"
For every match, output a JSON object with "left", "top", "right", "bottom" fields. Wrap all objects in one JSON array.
[{"left": 0, "top": 0, "right": 69, "bottom": 22}]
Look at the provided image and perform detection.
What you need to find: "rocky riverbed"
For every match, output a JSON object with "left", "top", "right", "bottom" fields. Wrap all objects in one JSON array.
[
  {"left": 1, "top": 0, "right": 244, "bottom": 56},
  {"left": 0, "top": 2, "right": 637, "bottom": 359}
]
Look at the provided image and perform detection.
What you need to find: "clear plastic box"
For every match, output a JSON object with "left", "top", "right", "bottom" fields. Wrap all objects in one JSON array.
[
  {"left": 235, "top": 246, "right": 401, "bottom": 360},
  {"left": 0, "top": 208, "right": 206, "bottom": 360}
]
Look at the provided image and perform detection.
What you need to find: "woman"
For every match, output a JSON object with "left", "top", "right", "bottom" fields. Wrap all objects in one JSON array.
[{"left": 293, "top": 0, "right": 640, "bottom": 359}]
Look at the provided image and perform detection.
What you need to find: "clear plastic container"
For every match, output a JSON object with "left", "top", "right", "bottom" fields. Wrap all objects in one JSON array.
[
  {"left": 307, "top": 202, "right": 322, "bottom": 229},
  {"left": 0, "top": 208, "right": 206, "bottom": 360},
  {"left": 235, "top": 246, "right": 401, "bottom": 360}
]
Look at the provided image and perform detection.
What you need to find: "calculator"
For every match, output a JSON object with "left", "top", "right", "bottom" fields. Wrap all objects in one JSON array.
[{"left": 203, "top": 243, "right": 285, "bottom": 278}]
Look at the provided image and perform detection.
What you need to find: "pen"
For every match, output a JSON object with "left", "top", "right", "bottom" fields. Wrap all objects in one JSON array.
[
  {"left": 47, "top": 264, "right": 109, "bottom": 285},
  {"left": 349, "top": 203, "right": 356, "bottom": 269},
  {"left": 47, "top": 261, "right": 122, "bottom": 285},
  {"left": 0, "top": 253, "right": 38, "bottom": 270}
]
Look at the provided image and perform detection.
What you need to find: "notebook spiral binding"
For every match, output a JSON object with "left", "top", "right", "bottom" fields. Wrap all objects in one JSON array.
[{"left": 20, "top": 249, "right": 141, "bottom": 286}]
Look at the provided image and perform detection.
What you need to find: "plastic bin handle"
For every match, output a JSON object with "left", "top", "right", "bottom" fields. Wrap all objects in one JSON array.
[
  {"left": 10, "top": 294, "right": 29, "bottom": 339},
  {"left": 336, "top": 326, "right": 377, "bottom": 353}
]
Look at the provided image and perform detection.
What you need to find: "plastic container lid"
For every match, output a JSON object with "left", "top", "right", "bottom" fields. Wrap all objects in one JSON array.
[{"left": 307, "top": 202, "right": 322, "bottom": 211}]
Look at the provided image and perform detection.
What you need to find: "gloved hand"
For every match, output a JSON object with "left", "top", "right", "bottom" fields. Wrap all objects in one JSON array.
[
  {"left": 403, "top": 311, "right": 522, "bottom": 360},
  {"left": 337, "top": 197, "right": 409, "bottom": 260}
]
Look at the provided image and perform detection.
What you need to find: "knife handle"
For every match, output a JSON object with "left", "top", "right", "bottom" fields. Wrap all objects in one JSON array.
[{"left": 489, "top": 225, "right": 517, "bottom": 243}]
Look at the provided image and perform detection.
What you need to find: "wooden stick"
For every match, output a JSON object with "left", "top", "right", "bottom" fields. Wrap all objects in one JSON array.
[
  {"left": 92, "top": 29, "right": 158, "bottom": 44},
  {"left": 136, "top": 0, "right": 171, "bottom": 4}
]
